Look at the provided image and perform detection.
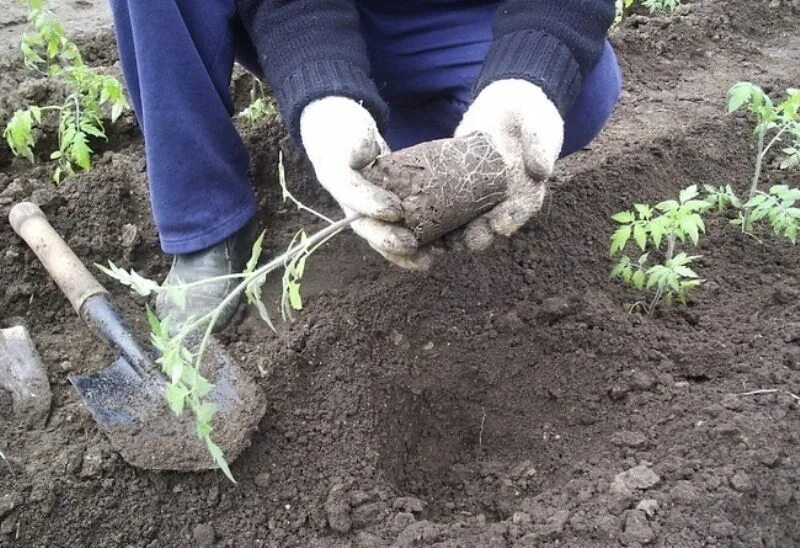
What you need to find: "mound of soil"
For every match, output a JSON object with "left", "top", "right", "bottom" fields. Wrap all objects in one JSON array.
[{"left": 1, "top": 1, "right": 799, "bottom": 546}]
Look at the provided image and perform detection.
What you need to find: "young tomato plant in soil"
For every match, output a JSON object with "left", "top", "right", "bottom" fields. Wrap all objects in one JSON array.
[
  {"left": 615, "top": 0, "right": 680, "bottom": 25},
  {"left": 236, "top": 79, "right": 277, "bottom": 126},
  {"left": 99, "top": 158, "right": 355, "bottom": 479},
  {"left": 726, "top": 82, "right": 800, "bottom": 240},
  {"left": 3, "top": 0, "right": 130, "bottom": 182},
  {"left": 610, "top": 185, "right": 707, "bottom": 315}
]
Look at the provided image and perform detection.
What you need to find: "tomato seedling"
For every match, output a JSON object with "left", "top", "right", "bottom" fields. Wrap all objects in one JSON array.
[
  {"left": 615, "top": 0, "right": 680, "bottom": 24},
  {"left": 610, "top": 185, "right": 707, "bottom": 315},
  {"left": 726, "top": 82, "right": 800, "bottom": 238},
  {"left": 99, "top": 161, "right": 355, "bottom": 480},
  {"left": 3, "top": 0, "right": 129, "bottom": 182},
  {"left": 702, "top": 184, "right": 742, "bottom": 213},
  {"left": 236, "top": 80, "right": 277, "bottom": 125}
]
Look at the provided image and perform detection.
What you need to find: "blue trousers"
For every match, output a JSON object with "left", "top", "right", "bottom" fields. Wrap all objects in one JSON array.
[{"left": 109, "top": 0, "right": 622, "bottom": 254}]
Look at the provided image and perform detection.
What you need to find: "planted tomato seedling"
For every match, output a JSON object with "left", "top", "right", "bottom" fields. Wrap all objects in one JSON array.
[
  {"left": 3, "top": 0, "right": 130, "bottom": 182},
  {"left": 726, "top": 82, "right": 800, "bottom": 241},
  {"left": 610, "top": 185, "right": 707, "bottom": 315}
]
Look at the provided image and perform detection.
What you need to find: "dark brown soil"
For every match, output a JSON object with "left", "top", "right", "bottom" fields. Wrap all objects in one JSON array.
[{"left": 1, "top": 1, "right": 800, "bottom": 546}]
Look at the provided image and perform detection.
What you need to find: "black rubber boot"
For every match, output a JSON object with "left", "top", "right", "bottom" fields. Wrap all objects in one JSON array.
[{"left": 155, "top": 222, "right": 256, "bottom": 333}]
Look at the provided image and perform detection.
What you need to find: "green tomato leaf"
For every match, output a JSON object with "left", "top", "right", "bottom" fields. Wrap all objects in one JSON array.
[
  {"left": 655, "top": 200, "right": 678, "bottom": 213},
  {"left": 165, "top": 383, "right": 189, "bottom": 416},
  {"left": 611, "top": 211, "right": 635, "bottom": 224},
  {"left": 196, "top": 402, "right": 217, "bottom": 425},
  {"left": 610, "top": 257, "right": 629, "bottom": 279},
  {"left": 633, "top": 204, "right": 652, "bottom": 220},
  {"left": 610, "top": 225, "right": 632, "bottom": 256},
  {"left": 673, "top": 265, "right": 699, "bottom": 278},
  {"left": 633, "top": 223, "right": 647, "bottom": 251},
  {"left": 727, "top": 82, "right": 758, "bottom": 113},
  {"left": 288, "top": 281, "right": 303, "bottom": 311},
  {"left": 679, "top": 185, "right": 699, "bottom": 203},
  {"left": 245, "top": 231, "right": 266, "bottom": 275},
  {"left": 206, "top": 438, "right": 235, "bottom": 483}
]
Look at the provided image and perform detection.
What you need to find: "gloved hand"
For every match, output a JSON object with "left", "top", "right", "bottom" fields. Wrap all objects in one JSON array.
[
  {"left": 454, "top": 79, "right": 564, "bottom": 251},
  {"left": 300, "top": 96, "right": 432, "bottom": 270}
]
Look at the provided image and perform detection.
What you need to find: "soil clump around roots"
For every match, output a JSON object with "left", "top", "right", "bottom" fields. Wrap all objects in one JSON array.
[{"left": 1, "top": 1, "right": 799, "bottom": 546}]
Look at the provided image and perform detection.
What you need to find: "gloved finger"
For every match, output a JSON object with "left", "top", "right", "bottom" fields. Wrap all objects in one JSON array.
[
  {"left": 462, "top": 215, "right": 495, "bottom": 252},
  {"left": 485, "top": 183, "right": 547, "bottom": 237},
  {"left": 372, "top": 245, "right": 437, "bottom": 272},
  {"left": 350, "top": 215, "right": 418, "bottom": 256},
  {"left": 320, "top": 167, "right": 404, "bottom": 222},
  {"left": 350, "top": 132, "right": 390, "bottom": 170},
  {"left": 519, "top": 121, "right": 557, "bottom": 181}
]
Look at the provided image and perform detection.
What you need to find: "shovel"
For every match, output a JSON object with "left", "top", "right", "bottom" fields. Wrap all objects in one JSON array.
[{"left": 9, "top": 202, "right": 266, "bottom": 472}]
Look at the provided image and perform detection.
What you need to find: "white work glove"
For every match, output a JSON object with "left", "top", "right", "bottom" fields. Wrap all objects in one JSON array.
[
  {"left": 454, "top": 79, "right": 564, "bottom": 251},
  {"left": 300, "top": 97, "right": 432, "bottom": 270}
]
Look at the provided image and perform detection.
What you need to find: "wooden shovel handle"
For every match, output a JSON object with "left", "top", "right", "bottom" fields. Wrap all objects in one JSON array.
[{"left": 9, "top": 202, "right": 107, "bottom": 315}]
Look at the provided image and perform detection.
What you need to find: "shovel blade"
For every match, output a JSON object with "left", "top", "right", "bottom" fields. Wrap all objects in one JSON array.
[
  {"left": 69, "top": 340, "right": 266, "bottom": 472},
  {"left": 69, "top": 356, "right": 158, "bottom": 428}
]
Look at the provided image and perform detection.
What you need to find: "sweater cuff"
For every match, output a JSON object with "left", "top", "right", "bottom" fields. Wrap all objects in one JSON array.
[
  {"left": 277, "top": 59, "right": 389, "bottom": 143},
  {"left": 474, "top": 30, "right": 582, "bottom": 116}
]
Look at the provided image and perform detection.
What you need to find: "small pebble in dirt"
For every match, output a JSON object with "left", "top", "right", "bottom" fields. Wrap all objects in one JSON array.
[
  {"left": 325, "top": 484, "right": 352, "bottom": 533},
  {"left": 635, "top": 499, "right": 659, "bottom": 518},
  {"left": 495, "top": 311, "right": 525, "bottom": 333},
  {"left": 512, "top": 511, "right": 531, "bottom": 525},
  {"left": 759, "top": 449, "right": 781, "bottom": 468},
  {"left": 620, "top": 510, "right": 655, "bottom": 545},
  {"left": 729, "top": 471, "right": 753, "bottom": 492},
  {"left": 121, "top": 223, "right": 139, "bottom": 251},
  {"left": 0, "top": 493, "right": 21, "bottom": 520},
  {"left": 192, "top": 523, "right": 216, "bottom": 547},
  {"left": 390, "top": 329, "right": 404, "bottom": 346},
  {"left": 0, "top": 519, "right": 16, "bottom": 536},
  {"left": 721, "top": 394, "right": 744, "bottom": 411},
  {"left": 612, "top": 464, "right": 661, "bottom": 493},
  {"left": 207, "top": 485, "right": 220, "bottom": 507},
  {"left": 543, "top": 509, "right": 570, "bottom": 536},
  {"left": 392, "top": 497, "right": 425, "bottom": 514},
  {"left": 537, "top": 296, "right": 575, "bottom": 323},
  {"left": 80, "top": 446, "right": 104, "bottom": 479},
  {"left": 253, "top": 472, "right": 271, "bottom": 487},
  {"left": 669, "top": 480, "right": 700, "bottom": 504},
  {"left": 770, "top": 479, "right": 793, "bottom": 508},
  {"left": 608, "top": 384, "right": 629, "bottom": 401},
  {"left": 709, "top": 518, "right": 737, "bottom": 538},
  {"left": 592, "top": 513, "right": 620, "bottom": 540},
  {"left": 510, "top": 459, "right": 538, "bottom": 479},
  {"left": 629, "top": 370, "right": 656, "bottom": 391},
  {"left": 351, "top": 501, "right": 387, "bottom": 527},
  {"left": 394, "top": 511, "right": 416, "bottom": 529},
  {"left": 348, "top": 490, "right": 373, "bottom": 506},
  {"left": 355, "top": 531, "right": 388, "bottom": 547},
  {"left": 393, "top": 520, "right": 440, "bottom": 547},
  {"left": 612, "top": 431, "right": 648, "bottom": 449}
]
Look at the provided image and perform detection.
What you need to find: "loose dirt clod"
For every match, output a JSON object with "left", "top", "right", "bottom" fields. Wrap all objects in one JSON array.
[{"left": 362, "top": 133, "right": 508, "bottom": 244}]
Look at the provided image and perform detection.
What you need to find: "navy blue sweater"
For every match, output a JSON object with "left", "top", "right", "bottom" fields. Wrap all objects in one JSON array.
[{"left": 237, "top": 0, "right": 615, "bottom": 141}]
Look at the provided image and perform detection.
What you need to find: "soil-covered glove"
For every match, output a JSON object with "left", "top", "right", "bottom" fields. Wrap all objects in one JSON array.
[
  {"left": 300, "top": 97, "right": 432, "bottom": 270},
  {"left": 454, "top": 79, "right": 564, "bottom": 251}
]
